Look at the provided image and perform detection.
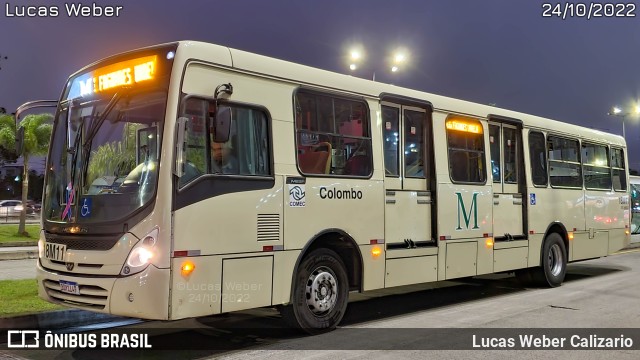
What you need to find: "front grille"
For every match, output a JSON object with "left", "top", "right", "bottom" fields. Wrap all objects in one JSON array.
[
  {"left": 43, "top": 279, "right": 108, "bottom": 310},
  {"left": 45, "top": 232, "right": 121, "bottom": 251},
  {"left": 49, "top": 260, "right": 103, "bottom": 270}
]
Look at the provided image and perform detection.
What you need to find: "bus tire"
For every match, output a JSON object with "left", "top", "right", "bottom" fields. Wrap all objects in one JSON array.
[
  {"left": 280, "top": 248, "right": 349, "bottom": 334},
  {"left": 532, "top": 233, "right": 567, "bottom": 287}
]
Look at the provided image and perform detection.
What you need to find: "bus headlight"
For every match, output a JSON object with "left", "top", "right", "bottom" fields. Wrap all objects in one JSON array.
[
  {"left": 38, "top": 230, "right": 46, "bottom": 259},
  {"left": 121, "top": 228, "right": 158, "bottom": 276},
  {"left": 127, "top": 247, "right": 154, "bottom": 268},
  {"left": 38, "top": 239, "right": 44, "bottom": 259}
]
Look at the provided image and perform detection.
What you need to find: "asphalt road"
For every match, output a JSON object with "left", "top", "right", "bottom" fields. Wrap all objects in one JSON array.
[
  {"left": 0, "top": 258, "right": 36, "bottom": 280},
  {"left": 2, "top": 249, "right": 639, "bottom": 359}
]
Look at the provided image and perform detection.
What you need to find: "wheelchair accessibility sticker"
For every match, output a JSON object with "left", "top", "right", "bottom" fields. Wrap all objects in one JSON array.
[{"left": 80, "top": 198, "right": 92, "bottom": 217}]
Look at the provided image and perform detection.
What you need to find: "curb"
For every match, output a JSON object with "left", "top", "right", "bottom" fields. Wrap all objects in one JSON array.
[
  {"left": 0, "top": 241, "right": 38, "bottom": 247},
  {"left": 621, "top": 241, "right": 640, "bottom": 251},
  {"left": 0, "top": 250, "right": 37, "bottom": 261},
  {"left": 0, "top": 309, "right": 127, "bottom": 330}
]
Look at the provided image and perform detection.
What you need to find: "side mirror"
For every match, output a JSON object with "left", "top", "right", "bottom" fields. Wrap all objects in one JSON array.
[
  {"left": 174, "top": 117, "right": 188, "bottom": 177},
  {"left": 15, "top": 127, "right": 24, "bottom": 155},
  {"left": 212, "top": 105, "right": 231, "bottom": 143}
]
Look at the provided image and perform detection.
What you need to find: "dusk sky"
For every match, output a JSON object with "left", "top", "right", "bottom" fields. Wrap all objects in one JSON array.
[{"left": 1, "top": 0, "right": 640, "bottom": 168}]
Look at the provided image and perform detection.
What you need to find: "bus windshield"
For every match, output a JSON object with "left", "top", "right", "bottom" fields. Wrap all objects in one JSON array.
[{"left": 43, "top": 91, "right": 166, "bottom": 224}]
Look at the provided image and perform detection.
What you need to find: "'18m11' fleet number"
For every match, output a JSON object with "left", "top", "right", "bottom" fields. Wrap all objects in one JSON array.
[{"left": 45, "top": 243, "right": 66, "bottom": 262}]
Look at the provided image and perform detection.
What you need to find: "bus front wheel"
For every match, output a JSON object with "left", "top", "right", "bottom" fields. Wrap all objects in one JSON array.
[{"left": 280, "top": 248, "right": 349, "bottom": 334}]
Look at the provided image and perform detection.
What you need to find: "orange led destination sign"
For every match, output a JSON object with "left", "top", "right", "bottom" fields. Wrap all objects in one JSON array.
[
  {"left": 445, "top": 119, "right": 483, "bottom": 134},
  {"left": 79, "top": 55, "right": 157, "bottom": 96}
]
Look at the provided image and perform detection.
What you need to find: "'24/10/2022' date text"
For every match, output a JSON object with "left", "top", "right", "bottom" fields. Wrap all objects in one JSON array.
[{"left": 542, "top": 2, "right": 635, "bottom": 19}]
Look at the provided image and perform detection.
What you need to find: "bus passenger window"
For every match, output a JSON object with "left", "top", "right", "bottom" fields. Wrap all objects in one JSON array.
[
  {"left": 582, "top": 142, "right": 611, "bottom": 190},
  {"left": 547, "top": 136, "right": 581, "bottom": 188},
  {"left": 489, "top": 125, "right": 501, "bottom": 183},
  {"left": 382, "top": 106, "right": 400, "bottom": 176},
  {"left": 295, "top": 91, "right": 372, "bottom": 177},
  {"left": 611, "top": 148, "right": 627, "bottom": 191},
  {"left": 404, "top": 109, "right": 425, "bottom": 178},
  {"left": 529, "top": 131, "right": 547, "bottom": 186},
  {"left": 446, "top": 117, "right": 486, "bottom": 184}
]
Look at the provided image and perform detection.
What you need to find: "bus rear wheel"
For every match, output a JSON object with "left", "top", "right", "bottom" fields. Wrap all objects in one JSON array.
[
  {"left": 531, "top": 233, "right": 567, "bottom": 287},
  {"left": 280, "top": 248, "right": 349, "bottom": 334}
]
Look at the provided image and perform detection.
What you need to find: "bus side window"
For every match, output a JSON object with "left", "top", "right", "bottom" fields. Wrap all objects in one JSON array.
[
  {"left": 295, "top": 91, "right": 372, "bottom": 177},
  {"left": 529, "top": 131, "right": 547, "bottom": 186},
  {"left": 611, "top": 148, "right": 626, "bottom": 191},
  {"left": 446, "top": 117, "right": 486, "bottom": 184}
]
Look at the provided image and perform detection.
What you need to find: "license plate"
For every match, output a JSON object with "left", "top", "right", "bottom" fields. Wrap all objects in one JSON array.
[
  {"left": 44, "top": 243, "right": 66, "bottom": 262},
  {"left": 59, "top": 280, "right": 80, "bottom": 295}
]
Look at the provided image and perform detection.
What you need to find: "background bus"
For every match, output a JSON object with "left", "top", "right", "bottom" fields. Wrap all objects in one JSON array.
[
  {"left": 630, "top": 175, "right": 640, "bottom": 233},
  {"left": 29, "top": 41, "right": 630, "bottom": 333}
]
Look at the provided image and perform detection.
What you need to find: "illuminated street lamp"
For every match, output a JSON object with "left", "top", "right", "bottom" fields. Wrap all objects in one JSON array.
[
  {"left": 347, "top": 46, "right": 408, "bottom": 81},
  {"left": 391, "top": 51, "right": 406, "bottom": 73},
  {"left": 348, "top": 48, "right": 363, "bottom": 73},
  {"left": 608, "top": 105, "right": 640, "bottom": 142}
]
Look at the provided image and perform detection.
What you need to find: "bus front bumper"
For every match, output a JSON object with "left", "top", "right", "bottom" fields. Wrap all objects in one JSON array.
[{"left": 37, "top": 260, "right": 170, "bottom": 320}]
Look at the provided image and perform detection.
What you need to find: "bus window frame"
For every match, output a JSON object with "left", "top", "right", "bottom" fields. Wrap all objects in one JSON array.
[
  {"left": 581, "top": 140, "right": 612, "bottom": 191},
  {"left": 445, "top": 116, "right": 488, "bottom": 186},
  {"left": 611, "top": 146, "right": 627, "bottom": 192},
  {"left": 547, "top": 134, "right": 583, "bottom": 190},
  {"left": 176, "top": 94, "right": 275, "bottom": 193},
  {"left": 292, "top": 87, "right": 373, "bottom": 179}
]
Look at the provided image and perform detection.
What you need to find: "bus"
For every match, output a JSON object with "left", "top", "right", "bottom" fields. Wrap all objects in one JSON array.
[
  {"left": 30, "top": 41, "right": 630, "bottom": 333},
  {"left": 630, "top": 175, "right": 640, "bottom": 233}
]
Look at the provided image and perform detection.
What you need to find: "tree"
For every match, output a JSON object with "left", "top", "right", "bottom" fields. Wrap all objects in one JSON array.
[
  {"left": 0, "top": 113, "right": 52, "bottom": 235},
  {"left": 0, "top": 113, "right": 17, "bottom": 162},
  {"left": 86, "top": 123, "right": 139, "bottom": 187}
]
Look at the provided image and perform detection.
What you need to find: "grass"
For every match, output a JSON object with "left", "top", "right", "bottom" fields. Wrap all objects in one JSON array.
[
  {"left": 0, "top": 224, "right": 40, "bottom": 244},
  {"left": 0, "top": 279, "right": 63, "bottom": 316}
]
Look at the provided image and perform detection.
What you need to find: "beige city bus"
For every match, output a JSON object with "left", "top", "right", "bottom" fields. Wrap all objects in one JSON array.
[{"left": 32, "top": 41, "right": 630, "bottom": 333}]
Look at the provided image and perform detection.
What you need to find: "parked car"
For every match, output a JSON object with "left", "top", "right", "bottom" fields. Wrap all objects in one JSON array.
[
  {"left": 25, "top": 200, "right": 41, "bottom": 213},
  {"left": 0, "top": 200, "right": 35, "bottom": 217}
]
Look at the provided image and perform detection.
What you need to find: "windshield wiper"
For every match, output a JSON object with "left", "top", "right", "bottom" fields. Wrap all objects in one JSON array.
[
  {"left": 83, "top": 90, "right": 125, "bottom": 150},
  {"left": 67, "top": 115, "right": 84, "bottom": 193}
]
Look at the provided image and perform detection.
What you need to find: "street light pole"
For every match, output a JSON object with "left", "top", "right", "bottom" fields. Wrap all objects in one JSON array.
[{"left": 608, "top": 106, "right": 634, "bottom": 142}]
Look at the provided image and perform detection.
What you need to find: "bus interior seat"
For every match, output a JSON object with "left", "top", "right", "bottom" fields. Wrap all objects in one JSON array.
[
  {"left": 344, "top": 154, "right": 370, "bottom": 176},
  {"left": 298, "top": 142, "right": 332, "bottom": 174}
]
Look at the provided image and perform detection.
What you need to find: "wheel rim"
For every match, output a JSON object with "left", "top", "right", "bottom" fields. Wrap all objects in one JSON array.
[
  {"left": 548, "top": 243, "right": 564, "bottom": 277},
  {"left": 305, "top": 266, "right": 338, "bottom": 316}
]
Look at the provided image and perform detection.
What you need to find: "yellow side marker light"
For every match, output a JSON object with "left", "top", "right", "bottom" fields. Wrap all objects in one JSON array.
[
  {"left": 371, "top": 246, "right": 382, "bottom": 257},
  {"left": 181, "top": 261, "right": 195, "bottom": 276}
]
